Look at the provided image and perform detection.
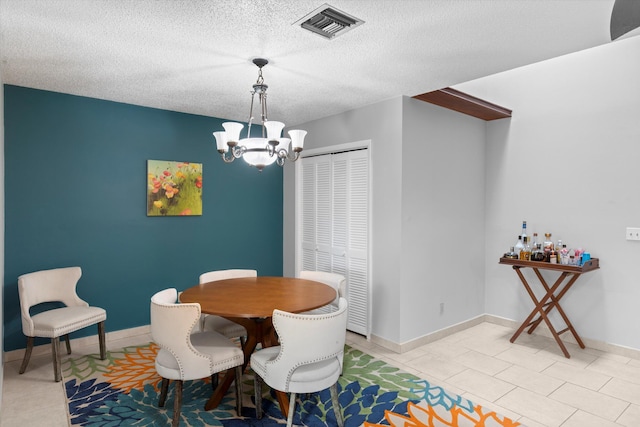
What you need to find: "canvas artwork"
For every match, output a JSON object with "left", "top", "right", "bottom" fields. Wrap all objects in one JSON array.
[{"left": 147, "top": 160, "right": 202, "bottom": 216}]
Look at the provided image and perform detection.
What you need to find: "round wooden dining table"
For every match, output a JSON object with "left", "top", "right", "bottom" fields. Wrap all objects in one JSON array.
[{"left": 179, "top": 276, "right": 336, "bottom": 415}]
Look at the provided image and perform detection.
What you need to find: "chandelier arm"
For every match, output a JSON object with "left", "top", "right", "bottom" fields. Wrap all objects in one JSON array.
[
  {"left": 232, "top": 145, "right": 245, "bottom": 159},
  {"left": 219, "top": 151, "right": 236, "bottom": 163}
]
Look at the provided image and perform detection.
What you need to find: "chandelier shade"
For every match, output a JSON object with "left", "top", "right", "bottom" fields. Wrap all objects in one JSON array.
[{"left": 212, "top": 58, "right": 306, "bottom": 171}]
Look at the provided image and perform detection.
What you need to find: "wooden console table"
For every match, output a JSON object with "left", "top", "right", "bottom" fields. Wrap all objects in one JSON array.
[{"left": 499, "top": 257, "right": 600, "bottom": 358}]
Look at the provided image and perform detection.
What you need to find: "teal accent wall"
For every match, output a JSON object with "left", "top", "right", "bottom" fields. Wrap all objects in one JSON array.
[{"left": 3, "top": 85, "right": 283, "bottom": 352}]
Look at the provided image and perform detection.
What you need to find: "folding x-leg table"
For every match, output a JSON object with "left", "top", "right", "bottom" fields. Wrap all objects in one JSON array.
[{"left": 499, "top": 257, "right": 600, "bottom": 358}]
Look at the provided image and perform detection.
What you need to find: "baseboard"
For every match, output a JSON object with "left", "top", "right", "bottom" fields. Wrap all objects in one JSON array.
[
  {"left": 371, "top": 314, "right": 640, "bottom": 358},
  {"left": 3, "top": 325, "right": 151, "bottom": 363},
  {"left": 370, "top": 314, "right": 487, "bottom": 353}
]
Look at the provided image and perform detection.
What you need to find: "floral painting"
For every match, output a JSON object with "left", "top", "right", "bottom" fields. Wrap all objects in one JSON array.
[{"left": 147, "top": 160, "right": 202, "bottom": 216}]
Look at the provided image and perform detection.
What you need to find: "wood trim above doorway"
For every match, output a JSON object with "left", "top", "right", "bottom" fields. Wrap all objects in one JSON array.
[{"left": 413, "top": 87, "right": 512, "bottom": 121}]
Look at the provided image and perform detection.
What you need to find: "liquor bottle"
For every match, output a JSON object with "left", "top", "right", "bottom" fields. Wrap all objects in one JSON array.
[
  {"left": 560, "top": 244, "right": 570, "bottom": 265},
  {"left": 519, "top": 236, "right": 531, "bottom": 261},
  {"left": 531, "top": 243, "right": 545, "bottom": 261},
  {"left": 549, "top": 244, "right": 557, "bottom": 264},
  {"left": 520, "top": 221, "right": 528, "bottom": 242},
  {"left": 504, "top": 246, "right": 518, "bottom": 259},
  {"left": 514, "top": 235, "right": 524, "bottom": 256},
  {"left": 555, "top": 239, "right": 563, "bottom": 263},
  {"left": 543, "top": 233, "right": 554, "bottom": 261},
  {"left": 531, "top": 232, "right": 539, "bottom": 250}
]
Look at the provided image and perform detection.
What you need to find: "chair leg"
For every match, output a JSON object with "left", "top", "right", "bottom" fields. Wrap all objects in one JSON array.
[
  {"left": 239, "top": 336, "right": 246, "bottom": 349},
  {"left": 172, "top": 380, "right": 183, "bottom": 427},
  {"left": 286, "top": 392, "right": 297, "bottom": 427},
  {"left": 158, "top": 378, "right": 169, "bottom": 407},
  {"left": 64, "top": 334, "right": 72, "bottom": 354},
  {"left": 330, "top": 383, "right": 344, "bottom": 427},
  {"left": 254, "top": 374, "right": 263, "bottom": 419},
  {"left": 52, "top": 337, "right": 62, "bottom": 382},
  {"left": 211, "top": 373, "right": 218, "bottom": 390},
  {"left": 19, "top": 337, "right": 34, "bottom": 374},
  {"left": 98, "top": 321, "right": 106, "bottom": 360},
  {"left": 234, "top": 366, "right": 243, "bottom": 416}
]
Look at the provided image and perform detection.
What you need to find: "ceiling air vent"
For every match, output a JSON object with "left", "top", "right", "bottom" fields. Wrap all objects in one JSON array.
[{"left": 294, "top": 4, "right": 364, "bottom": 40}]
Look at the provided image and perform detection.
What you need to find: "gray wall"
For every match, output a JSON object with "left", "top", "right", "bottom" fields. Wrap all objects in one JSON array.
[
  {"left": 458, "top": 35, "right": 640, "bottom": 350},
  {"left": 284, "top": 96, "right": 487, "bottom": 345},
  {"left": 286, "top": 34, "right": 640, "bottom": 351},
  {"left": 400, "top": 97, "right": 486, "bottom": 343},
  {"left": 285, "top": 97, "right": 404, "bottom": 342}
]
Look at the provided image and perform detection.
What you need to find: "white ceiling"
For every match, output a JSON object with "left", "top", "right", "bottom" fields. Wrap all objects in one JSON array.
[{"left": 0, "top": 0, "right": 617, "bottom": 127}]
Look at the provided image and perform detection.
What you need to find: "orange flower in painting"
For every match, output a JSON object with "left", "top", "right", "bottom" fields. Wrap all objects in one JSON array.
[
  {"left": 165, "top": 185, "right": 179, "bottom": 198},
  {"left": 104, "top": 343, "right": 161, "bottom": 393},
  {"left": 163, "top": 170, "right": 171, "bottom": 177},
  {"left": 195, "top": 181, "right": 202, "bottom": 189},
  {"left": 176, "top": 171, "right": 185, "bottom": 179},
  {"left": 153, "top": 201, "right": 163, "bottom": 208},
  {"left": 364, "top": 401, "right": 521, "bottom": 427},
  {"left": 180, "top": 209, "right": 192, "bottom": 215}
]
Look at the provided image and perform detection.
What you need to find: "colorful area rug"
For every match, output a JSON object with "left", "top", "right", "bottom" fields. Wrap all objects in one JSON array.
[{"left": 62, "top": 343, "right": 522, "bottom": 426}]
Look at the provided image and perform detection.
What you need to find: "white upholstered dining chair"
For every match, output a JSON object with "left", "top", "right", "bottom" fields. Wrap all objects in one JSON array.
[
  {"left": 150, "top": 288, "right": 244, "bottom": 427},
  {"left": 298, "top": 270, "right": 346, "bottom": 313},
  {"left": 251, "top": 297, "right": 348, "bottom": 427},
  {"left": 17, "top": 266, "right": 106, "bottom": 382},
  {"left": 198, "top": 269, "right": 257, "bottom": 346}
]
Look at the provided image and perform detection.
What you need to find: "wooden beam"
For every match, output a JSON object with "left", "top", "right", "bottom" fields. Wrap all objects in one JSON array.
[{"left": 413, "top": 87, "right": 512, "bottom": 121}]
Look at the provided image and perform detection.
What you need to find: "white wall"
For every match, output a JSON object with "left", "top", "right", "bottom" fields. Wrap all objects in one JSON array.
[
  {"left": 458, "top": 35, "right": 640, "bottom": 350},
  {"left": 285, "top": 96, "right": 487, "bottom": 345},
  {"left": 400, "top": 97, "right": 486, "bottom": 343},
  {"left": 284, "top": 97, "right": 405, "bottom": 342}
]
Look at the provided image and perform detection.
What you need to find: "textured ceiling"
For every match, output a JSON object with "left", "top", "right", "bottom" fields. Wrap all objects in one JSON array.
[{"left": 0, "top": 0, "right": 617, "bottom": 127}]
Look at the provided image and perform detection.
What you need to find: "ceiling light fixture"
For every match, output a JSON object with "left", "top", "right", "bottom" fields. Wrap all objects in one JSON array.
[{"left": 212, "top": 58, "right": 306, "bottom": 171}]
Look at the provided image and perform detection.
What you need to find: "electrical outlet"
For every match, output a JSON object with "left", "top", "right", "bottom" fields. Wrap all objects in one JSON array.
[{"left": 626, "top": 227, "right": 640, "bottom": 241}]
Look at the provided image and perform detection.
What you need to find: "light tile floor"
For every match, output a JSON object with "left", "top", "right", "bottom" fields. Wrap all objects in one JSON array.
[{"left": 2, "top": 322, "right": 640, "bottom": 427}]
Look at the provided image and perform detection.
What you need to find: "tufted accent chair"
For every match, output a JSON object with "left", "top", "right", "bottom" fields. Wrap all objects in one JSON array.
[
  {"left": 250, "top": 297, "right": 348, "bottom": 427},
  {"left": 18, "top": 266, "right": 107, "bottom": 382},
  {"left": 150, "top": 288, "right": 244, "bottom": 427}
]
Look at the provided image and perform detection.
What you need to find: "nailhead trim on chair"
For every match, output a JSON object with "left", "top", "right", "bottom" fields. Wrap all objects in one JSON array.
[
  {"left": 271, "top": 311, "right": 343, "bottom": 387},
  {"left": 31, "top": 312, "right": 107, "bottom": 338}
]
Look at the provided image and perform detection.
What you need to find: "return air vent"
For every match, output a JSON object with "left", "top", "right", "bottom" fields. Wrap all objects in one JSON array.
[{"left": 294, "top": 4, "right": 364, "bottom": 39}]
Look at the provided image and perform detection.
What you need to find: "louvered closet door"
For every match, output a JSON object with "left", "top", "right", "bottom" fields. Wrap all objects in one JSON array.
[{"left": 299, "top": 149, "right": 370, "bottom": 336}]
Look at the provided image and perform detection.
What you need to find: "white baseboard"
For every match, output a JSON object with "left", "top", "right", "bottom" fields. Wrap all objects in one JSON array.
[
  {"left": 3, "top": 325, "right": 151, "bottom": 363},
  {"left": 370, "top": 314, "right": 640, "bottom": 359}
]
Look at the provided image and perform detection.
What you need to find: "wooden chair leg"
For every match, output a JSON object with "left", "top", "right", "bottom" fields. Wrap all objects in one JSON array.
[
  {"left": 234, "top": 366, "right": 243, "bottom": 415},
  {"left": 64, "top": 334, "right": 72, "bottom": 354},
  {"left": 158, "top": 378, "right": 169, "bottom": 407},
  {"left": 211, "top": 373, "right": 218, "bottom": 390},
  {"left": 172, "top": 380, "right": 183, "bottom": 427},
  {"left": 19, "top": 336, "right": 34, "bottom": 374},
  {"left": 254, "top": 374, "right": 263, "bottom": 419},
  {"left": 98, "top": 321, "right": 106, "bottom": 360},
  {"left": 239, "top": 336, "right": 246, "bottom": 349},
  {"left": 330, "top": 383, "right": 344, "bottom": 427},
  {"left": 52, "top": 337, "right": 62, "bottom": 382},
  {"left": 286, "top": 392, "right": 297, "bottom": 427}
]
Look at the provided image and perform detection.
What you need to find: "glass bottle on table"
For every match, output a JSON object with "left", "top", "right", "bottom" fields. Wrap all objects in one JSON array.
[
  {"left": 555, "top": 239, "right": 563, "bottom": 263},
  {"left": 531, "top": 243, "right": 545, "bottom": 261},
  {"left": 520, "top": 221, "right": 528, "bottom": 243},
  {"left": 519, "top": 236, "right": 531, "bottom": 261},
  {"left": 543, "top": 233, "right": 554, "bottom": 261},
  {"left": 514, "top": 235, "right": 524, "bottom": 257}
]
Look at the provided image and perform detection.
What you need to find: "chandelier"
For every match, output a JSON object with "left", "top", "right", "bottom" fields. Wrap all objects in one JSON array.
[{"left": 212, "top": 58, "right": 307, "bottom": 171}]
